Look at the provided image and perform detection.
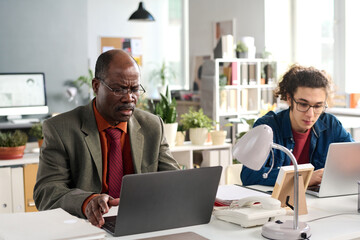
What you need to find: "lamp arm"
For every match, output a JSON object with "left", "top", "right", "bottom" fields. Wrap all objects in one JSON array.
[{"left": 271, "top": 143, "right": 299, "bottom": 230}]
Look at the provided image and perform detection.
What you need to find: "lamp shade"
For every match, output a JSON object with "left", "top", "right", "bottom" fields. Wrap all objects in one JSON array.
[
  {"left": 232, "top": 125, "right": 273, "bottom": 170},
  {"left": 129, "top": 2, "right": 155, "bottom": 21}
]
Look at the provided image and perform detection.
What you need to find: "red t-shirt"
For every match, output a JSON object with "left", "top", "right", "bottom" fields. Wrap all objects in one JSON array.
[{"left": 291, "top": 129, "right": 311, "bottom": 165}]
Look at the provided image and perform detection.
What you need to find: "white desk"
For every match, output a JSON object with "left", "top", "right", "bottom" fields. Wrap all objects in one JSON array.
[{"left": 106, "top": 192, "right": 360, "bottom": 240}]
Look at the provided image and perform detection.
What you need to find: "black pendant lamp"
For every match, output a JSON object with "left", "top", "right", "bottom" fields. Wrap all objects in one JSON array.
[{"left": 128, "top": 2, "right": 155, "bottom": 22}]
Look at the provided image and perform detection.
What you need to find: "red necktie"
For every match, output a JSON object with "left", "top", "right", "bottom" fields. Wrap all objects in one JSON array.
[{"left": 105, "top": 128, "right": 123, "bottom": 198}]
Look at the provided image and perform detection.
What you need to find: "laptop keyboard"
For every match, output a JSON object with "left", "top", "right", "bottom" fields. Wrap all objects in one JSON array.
[
  {"left": 307, "top": 185, "right": 320, "bottom": 193},
  {"left": 102, "top": 216, "right": 117, "bottom": 234}
]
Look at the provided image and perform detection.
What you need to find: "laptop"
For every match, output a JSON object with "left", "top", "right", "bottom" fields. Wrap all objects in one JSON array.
[
  {"left": 306, "top": 142, "right": 360, "bottom": 197},
  {"left": 102, "top": 166, "right": 222, "bottom": 237}
]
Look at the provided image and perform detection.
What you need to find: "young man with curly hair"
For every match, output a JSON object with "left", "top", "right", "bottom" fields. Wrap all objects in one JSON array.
[{"left": 241, "top": 64, "right": 353, "bottom": 186}]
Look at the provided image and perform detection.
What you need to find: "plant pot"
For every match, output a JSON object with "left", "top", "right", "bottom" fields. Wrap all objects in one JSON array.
[
  {"left": 164, "top": 122, "right": 178, "bottom": 147},
  {"left": 0, "top": 145, "right": 26, "bottom": 160},
  {"left": 210, "top": 130, "right": 227, "bottom": 145},
  {"left": 189, "top": 128, "right": 208, "bottom": 145},
  {"left": 38, "top": 139, "right": 43, "bottom": 148},
  {"left": 175, "top": 131, "right": 186, "bottom": 146}
]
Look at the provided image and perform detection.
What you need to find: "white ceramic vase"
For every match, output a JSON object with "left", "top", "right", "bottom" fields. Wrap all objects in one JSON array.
[
  {"left": 210, "top": 130, "right": 227, "bottom": 145},
  {"left": 189, "top": 128, "right": 208, "bottom": 145},
  {"left": 164, "top": 122, "right": 178, "bottom": 147},
  {"left": 175, "top": 131, "right": 186, "bottom": 146}
]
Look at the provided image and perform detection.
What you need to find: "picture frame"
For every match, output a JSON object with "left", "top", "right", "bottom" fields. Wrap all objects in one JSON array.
[{"left": 271, "top": 163, "right": 314, "bottom": 215}]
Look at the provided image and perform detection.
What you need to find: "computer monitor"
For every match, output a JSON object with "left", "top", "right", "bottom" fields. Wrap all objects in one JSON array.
[{"left": 0, "top": 73, "right": 49, "bottom": 122}]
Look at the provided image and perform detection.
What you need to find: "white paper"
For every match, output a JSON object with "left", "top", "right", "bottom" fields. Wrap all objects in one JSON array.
[
  {"left": 0, "top": 208, "right": 106, "bottom": 240},
  {"left": 216, "top": 184, "right": 269, "bottom": 201}
]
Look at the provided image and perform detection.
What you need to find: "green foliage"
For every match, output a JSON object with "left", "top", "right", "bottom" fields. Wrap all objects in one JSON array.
[
  {"left": 177, "top": 124, "right": 186, "bottom": 132},
  {"left": 154, "top": 86, "right": 177, "bottom": 124},
  {"left": 180, "top": 108, "right": 214, "bottom": 131},
  {"left": 74, "top": 69, "right": 94, "bottom": 88},
  {"left": 29, "top": 123, "right": 43, "bottom": 140},
  {"left": 236, "top": 41, "right": 248, "bottom": 53},
  {"left": 0, "top": 130, "right": 28, "bottom": 147},
  {"left": 236, "top": 118, "right": 256, "bottom": 139},
  {"left": 150, "top": 61, "right": 176, "bottom": 86}
]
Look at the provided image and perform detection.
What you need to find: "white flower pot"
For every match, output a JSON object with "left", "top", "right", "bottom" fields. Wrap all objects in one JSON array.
[
  {"left": 164, "top": 122, "right": 178, "bottom": 147},
  {"left": 210, "top": 130, "right": 227, "bottom": 145},
  {"left": 175, "top": 131, "right": 186, "bottom": 146},
  {"left": 189, "top": 128, "right": 208, "bottom": 145}
]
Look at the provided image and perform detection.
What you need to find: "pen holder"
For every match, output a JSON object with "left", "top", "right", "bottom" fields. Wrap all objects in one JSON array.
[{"left": 358, "top": 181, "right": 360, "bottom": 213}]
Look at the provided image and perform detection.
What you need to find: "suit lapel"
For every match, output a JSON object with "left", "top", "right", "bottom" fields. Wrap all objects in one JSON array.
[
  {"left": 81, "top": 102, "right": 103, "bottom": 179},
  {"left": 129, "top": 112, "right": 144, "bottom": 173}
]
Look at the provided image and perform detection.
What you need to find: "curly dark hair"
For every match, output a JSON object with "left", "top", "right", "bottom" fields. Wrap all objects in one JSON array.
[{"left": 274, "top": 64, "right": 332, "bottom": 102}]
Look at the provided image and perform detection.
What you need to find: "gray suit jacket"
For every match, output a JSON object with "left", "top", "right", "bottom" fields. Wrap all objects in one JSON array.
[{"left": 34, "top": 102, "right": 179, "bottom": 218}]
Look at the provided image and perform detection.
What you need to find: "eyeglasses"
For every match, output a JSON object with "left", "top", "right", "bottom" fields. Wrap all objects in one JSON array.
[
  {"left": 292, "top": 98, "right": 327, "bottom": 114},
  {"left": 99, "top": 80, "right": 146, "bottom": 96}
]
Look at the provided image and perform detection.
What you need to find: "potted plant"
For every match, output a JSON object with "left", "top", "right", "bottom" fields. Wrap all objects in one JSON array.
[
  {"left": 236, "top": 41, "right": 248, "bottom": 58},
  {"left": 180, "top": 108, "right": 214, "bottom": 145},
  {"left": 175, "top": 124, "right": 186, "bottom": 146},
  {"left": 210, "top": 122, "right": 233, "bottom": 145},
  {"left": 0, "top": 130, "right": 28, "bottom": 159},
  {"left": 154, "top": 86, "right": 178, "bottom": 147},
  {"left": 29, "top": 123, "right": 43, "bottom": 147},
  {"left": 150, "top": 61, "right": 176, "bottom": 96}
]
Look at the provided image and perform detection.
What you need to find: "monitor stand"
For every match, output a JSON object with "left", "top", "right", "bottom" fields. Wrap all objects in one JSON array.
[{"left": 7, "top": 115, "right": 40, "bottom": 124}]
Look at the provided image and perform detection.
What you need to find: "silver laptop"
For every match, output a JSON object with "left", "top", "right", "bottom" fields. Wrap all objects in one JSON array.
[
  {"left": 306, "top": 142, "right": 360, "bottom": 197},
  {"left": 102, "top": 166, "right": 222, "bottom": 237}
]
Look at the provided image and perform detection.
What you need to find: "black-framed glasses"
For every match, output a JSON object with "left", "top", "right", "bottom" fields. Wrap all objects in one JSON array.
[
  {"left": 292, "top": 98, "right": 327, "bottom": 114},
  {"left": 99, "top": 79, "right": 146, "bottom": 96}
]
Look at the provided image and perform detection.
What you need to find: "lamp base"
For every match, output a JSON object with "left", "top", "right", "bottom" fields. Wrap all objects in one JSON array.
[{"left": 261, "top": 220, "right": 311, "bottom": 240}]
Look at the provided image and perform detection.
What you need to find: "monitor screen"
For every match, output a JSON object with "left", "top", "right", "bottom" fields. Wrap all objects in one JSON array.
[{"left": 0, "top": 73, "right": 49, "bottom": 120}]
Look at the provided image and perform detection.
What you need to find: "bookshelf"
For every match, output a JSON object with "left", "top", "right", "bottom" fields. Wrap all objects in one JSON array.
[{"left": 214, "top": 58, "right": 278, "bottom": 130}]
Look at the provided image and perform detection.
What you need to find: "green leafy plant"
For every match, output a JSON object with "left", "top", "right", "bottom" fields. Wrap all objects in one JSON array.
[
  {"left": 150, "top": 61, "right": 176, "bottom": 86},
  {"left": 74, "top": 69, "right": 93, "bottom": 89},
  {"left": 236, "top": 41, "right": 248, "bottom": 53},
  {"left": 214, "top": 122, "right": 233, "bottom": 131},
  {"left": 0, "top": 130, "right": 28, "bottom": 147},
  {"left": 236, "top": 118, "right": 256, "bottom": 139},
  {"left": 180, "top": 108, "right": 214, "bottom": 131},
  {"left": 154, "top": 86, "right": 177, "bottom": 124},
  {"left": 29, "top": 123, "right": 43, "bottom": 140}
]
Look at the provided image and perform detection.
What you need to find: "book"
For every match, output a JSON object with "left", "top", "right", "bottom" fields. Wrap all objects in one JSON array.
[
  {"left": 248, "top": 63, "right": 257, "bottom": 85},
  {"left": 241, "top": 63, "right": 248, "bottom": 85},
  {"left": 231, "top": 62, "right": 238, "bottom": 85}
]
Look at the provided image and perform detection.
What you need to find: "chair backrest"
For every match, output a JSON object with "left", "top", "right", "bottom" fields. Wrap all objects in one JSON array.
[{"left": 225, "top": 164, "right": 243, "bottom": 185}]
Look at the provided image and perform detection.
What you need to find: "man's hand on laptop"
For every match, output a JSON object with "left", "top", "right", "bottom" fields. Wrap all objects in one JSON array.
[
  {"left": 309, "top": 168, "right": 324, "bottom": 186},
  {"left": 85, "top": 194, "right": 120, "bottom": 227}
]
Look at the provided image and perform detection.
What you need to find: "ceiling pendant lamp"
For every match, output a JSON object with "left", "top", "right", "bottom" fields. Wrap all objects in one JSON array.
[{"left": 128, "top": 2, "right": 155, "bottom": 22}]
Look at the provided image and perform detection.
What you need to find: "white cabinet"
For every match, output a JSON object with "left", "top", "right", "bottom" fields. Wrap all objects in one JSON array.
[
  {"left": 214, "top": 58, "right": 277, "bottom": 124},
  {"left": 170, "top": 142, "right": 232, "bottom": 185}
]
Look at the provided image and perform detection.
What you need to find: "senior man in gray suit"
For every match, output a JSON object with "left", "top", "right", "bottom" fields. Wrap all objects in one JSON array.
[{"left": 34, "top": 49, "right": 180, "bottom": 227}]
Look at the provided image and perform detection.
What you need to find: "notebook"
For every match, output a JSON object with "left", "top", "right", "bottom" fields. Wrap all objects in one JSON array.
[
  {"left": 306, "top": 142, "right": 360, "bottom": 197},
  {"left": 102, "top": 166, "right": 222, "bottom": 237}
]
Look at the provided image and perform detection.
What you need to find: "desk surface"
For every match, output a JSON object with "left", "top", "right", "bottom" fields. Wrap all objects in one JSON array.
[{"left": 106, "top": 190, "right": 360, "bottom": 240}]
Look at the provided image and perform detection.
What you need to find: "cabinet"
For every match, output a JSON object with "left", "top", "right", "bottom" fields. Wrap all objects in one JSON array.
[
  {"left": 170, "top": 142, "right": 232, "bottom": 185},
  {"left": 0, "top": 152, "right": 39, "bottom": 213},
  {"left": 214, "top": 58, "right": 277, "bottom": 124}
]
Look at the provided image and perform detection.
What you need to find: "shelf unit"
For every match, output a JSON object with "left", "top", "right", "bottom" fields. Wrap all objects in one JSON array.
[{"left": 214, "top": 58, "right": 277, "bottom": 124}]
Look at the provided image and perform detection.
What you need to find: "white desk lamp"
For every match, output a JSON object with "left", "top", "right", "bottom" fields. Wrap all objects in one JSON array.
[{"left": 233, "top": 124, "right": 311, "bottom": 239}]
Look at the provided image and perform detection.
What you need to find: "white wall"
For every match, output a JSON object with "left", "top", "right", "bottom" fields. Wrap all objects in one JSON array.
[
  {"left": 87, "top": 0, "right": 171, "bottom": 98},
  {"left": 188, "top": 0, "right": 266, "bottom": 87},
  {"left": 0, "top": 0, "right": 88, "bottom": 113}
]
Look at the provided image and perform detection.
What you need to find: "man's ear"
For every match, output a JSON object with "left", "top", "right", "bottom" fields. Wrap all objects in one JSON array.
[
  {"left": 92, "top": 78, "right": 99, "bottom": 95},
  {"left": 286, "top": 94, "right": 292, "bottom": 106}
]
